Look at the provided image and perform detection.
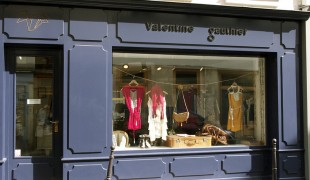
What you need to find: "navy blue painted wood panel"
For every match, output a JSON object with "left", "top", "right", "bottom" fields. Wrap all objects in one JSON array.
[
  {"left": 281, "top": 53, "right": 298, "bottom": 146},
  {"left": 68, "top": 45, "right": 107, "bottom": 154},
  {"left": 114, "top": 158, "right": 165, "bottom": 179},
  {"left": 0, "top": 17, "right": 4, "bottom": 179},
  {"left": 283, "top": 156, "right": 302, "bottom": 174},
  {"left": 117, "top": 11, "right": 275, "bottom": 47},
  {"left": 69, "top": 8, "right": 108, "bottom": 41},
  {"left": 170, "top": 156, "right": 218, "bottom": 177},
  {"left": 12, "top": 163, "right": 53, "bottom": 180},
  {"left": 222, "top": 154, "right": 265, "bottom": 174},
  {"left": 281, "top": 22, "right": 298, "bottom": 49},
  {"left": 3, "top": 5, "right": 64, "bottom": 40},
  {"left": 68, "top": 164, "right": 106, "bottom": 180},
  {"left": 278, "top": 152, "right": 304, "bottom": 178}
]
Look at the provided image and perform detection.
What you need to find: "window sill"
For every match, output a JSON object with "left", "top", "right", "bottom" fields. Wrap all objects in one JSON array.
[{"left": 114, "top": 145, "right": 271, "bottom": 158}]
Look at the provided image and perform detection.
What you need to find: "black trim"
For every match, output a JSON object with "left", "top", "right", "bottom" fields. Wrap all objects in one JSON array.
[{"left": 1, "top": 0, "right": 310, "bottom": 21}]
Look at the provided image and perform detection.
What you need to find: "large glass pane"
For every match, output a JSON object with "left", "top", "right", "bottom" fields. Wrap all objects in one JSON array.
[
  {"left": 15, "top": 56, "right": 53, "bottom": 157},
  {"left": 112, "top": 53, "right": 266, "bottom": 150}
]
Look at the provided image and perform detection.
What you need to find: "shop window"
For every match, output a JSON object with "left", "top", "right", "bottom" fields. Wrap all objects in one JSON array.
[{"left": 112, "top": 52, "right": 266, "bottom": 150}]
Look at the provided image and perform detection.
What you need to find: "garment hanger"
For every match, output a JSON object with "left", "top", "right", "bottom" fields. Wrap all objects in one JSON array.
[
  {"left": 128, "top": 79, "right": 139, "bottom": 86},
  {"left": 227, "top": 81, "right": 245, "bottom": 93},
  {"left": 145, "top": 90, "right": 168, "bottom": 95}
]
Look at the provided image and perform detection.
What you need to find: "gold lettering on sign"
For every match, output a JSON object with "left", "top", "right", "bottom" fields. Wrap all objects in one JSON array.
[{"left": 16, "top": 18, "right": 48, "bottom": 32}]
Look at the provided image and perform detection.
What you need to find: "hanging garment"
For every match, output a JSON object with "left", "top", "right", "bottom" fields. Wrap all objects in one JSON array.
[
  {"left": 148, "top": 84, "right": 167, "bottom": 141},
  {"left": 227, "top": 88, "right": 243, "bottom": 132},
  {"left": 150, "top": 84, "right": 165, "bottom": 120},
  {"left": 148, "top": 96, "right": 168, "bottom": 142},
  {"left": 121, "top": 85, "right": 145, "bottom": 130}
]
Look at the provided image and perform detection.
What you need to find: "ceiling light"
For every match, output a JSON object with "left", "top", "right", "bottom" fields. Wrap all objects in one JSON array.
[
  {"left": 18, "top": 56, "right": 22, "bottom": 60},
  {"left": 123, "top": 64, "right": 129, "bottom": 69},
  {"left": 171, "top": 66, "right": 175, "bottom": 71},
  {"left": 157, "top": 67, "right": 162, "bottom": 71},
  {"left": 200, "top": 67, "right": 203, "bottom": 71}
]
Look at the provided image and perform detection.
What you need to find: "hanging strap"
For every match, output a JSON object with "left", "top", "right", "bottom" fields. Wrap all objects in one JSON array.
[{"left": 173, "top": 86, "right": 189, "bottom": 113}]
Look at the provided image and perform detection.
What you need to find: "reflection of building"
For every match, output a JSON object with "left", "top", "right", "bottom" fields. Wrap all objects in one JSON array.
[{"left": 0, "top": 0, "right": 309, "bottom": 179}]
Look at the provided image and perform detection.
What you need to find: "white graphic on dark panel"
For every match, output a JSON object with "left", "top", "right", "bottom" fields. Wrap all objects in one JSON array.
[{"left": 16, "top": 18, "right": 48, "bottom": 32}]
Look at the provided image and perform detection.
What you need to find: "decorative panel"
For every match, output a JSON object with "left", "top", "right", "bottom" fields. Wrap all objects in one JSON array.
[
  {"left": 68, "top": 45, "right": 107, "bottom": 154},
  {"left": 283, "top": 156, "right": 302, "bottom": 175},
  {"left": 3, "top": 5, "right": 64, "bottom": 39},
  {"left": 117, "top": 11, "right": 275, "bottom": 47},
  {"left": 281, "top": 53, "right": 298, "bottom": 146},
  {"left": 69, "top": 8, "right": 108, "bottom": 41},
  {"left": 281, "top": 22, "right": 298, "bottom": 49},
  {"left": 170, "top": 156, "right": 218, "bottom": 177},
  {"left": 114, "top": 158, "right": 165, "bottom": 179},
  {"left": 12, "top": 163, "right": 53, "bottom": 180},
  {"left": 68, "top": 164, "right": 106, "bottom": 180},
  {"left": 222, "top": 154, "right": 265, "bottom": 174}
]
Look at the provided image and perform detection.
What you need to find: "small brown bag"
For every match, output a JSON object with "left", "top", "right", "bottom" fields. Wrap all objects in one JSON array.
[
  {"left": 202, "top": 124, "right": 228, "bottom": 145},
  {"left": 173, "top": 86, "right": 189, "bottom": 125}
]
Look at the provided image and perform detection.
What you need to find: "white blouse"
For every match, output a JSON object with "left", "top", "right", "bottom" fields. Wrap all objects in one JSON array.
[{"left": 147, "top": 97, "right": 168, "bottom": 142}]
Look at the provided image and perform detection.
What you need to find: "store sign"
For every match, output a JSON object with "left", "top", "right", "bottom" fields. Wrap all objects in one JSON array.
[
  {"left": 207, "top": 27, "right": 247, "bottom": 42},
  {"left": 118, "top": 11, "right": 274, "bottom": 47},
  {"left": 145, "top": 22, "right": 194, "bottom": 33},
  {"left": 145, "top": 22, "right": 247, "bottom": 42}
]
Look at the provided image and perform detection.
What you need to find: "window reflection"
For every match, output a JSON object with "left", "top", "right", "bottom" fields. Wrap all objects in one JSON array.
[{"left": 15, "top": 56, "right": 53, "bottom": 157}]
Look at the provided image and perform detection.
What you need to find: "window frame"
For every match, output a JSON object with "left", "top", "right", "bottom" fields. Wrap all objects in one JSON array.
[{"left": 111, "top": 47, "right": 278, "bottom": 154}]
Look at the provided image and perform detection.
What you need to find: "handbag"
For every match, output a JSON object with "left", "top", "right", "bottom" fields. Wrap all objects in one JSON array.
[
  {"left": 172, "top": 86, "right": 189, "bottom": 125},
  {"left": 202, "top": 124, "right": 228, "bottom": 145}
]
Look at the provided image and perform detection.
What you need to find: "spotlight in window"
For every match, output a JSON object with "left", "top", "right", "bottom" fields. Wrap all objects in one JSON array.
[
  {"left": 18, "top": 56, "right": 23, "bottom": 60},
  {"left": 200, "top": 67, "right": 203, "bottom": 71},
  {"left": 157, "top": 66, "right": 162, "bottom": 71},
  {"left": 123, "top": 64, "right": 129, "bottom": 69}
]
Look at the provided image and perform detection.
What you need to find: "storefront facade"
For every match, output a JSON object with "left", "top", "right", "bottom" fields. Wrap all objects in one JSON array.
[{"left": 0, "top": 1, "right": 309, "bottom": 179}]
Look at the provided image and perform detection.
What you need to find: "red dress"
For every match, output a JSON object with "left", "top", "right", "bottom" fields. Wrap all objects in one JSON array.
[{"left": 121, "top": 85, "right": 145, "bottom": 130}]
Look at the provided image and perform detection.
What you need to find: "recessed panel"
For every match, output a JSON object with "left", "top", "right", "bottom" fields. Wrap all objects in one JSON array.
[
  {"left": 222, "top": 154, "right": 265, "bottom": 174},
  {"left": 281, "top": 53, "right": 298, "bottom": 146},
  {"left": 12, "top": 163, "right": 53, "bottom": 180},
  {"left": 281, "top": 22, "right": 298, "bottom": 49},
  {"left": 69, "top": 8, "right": 108, "bottom": 41},
  {"left": 68, "top": 164, "right": 106, "bottom": 180},
  {"left": 68, "top": 45, "right": 107, "bottom": 154},
  {"left": 170, "top": 156, "right": 218, "bottom": 177},
  {"left": 114, "top": 158, "right": 165, "bottom": 179},
  {"left": 283, "top": 156, "right": 302, "bottom": 175},
  {"left": 4, "top": 5, "right": 64, "bottom": 39}
]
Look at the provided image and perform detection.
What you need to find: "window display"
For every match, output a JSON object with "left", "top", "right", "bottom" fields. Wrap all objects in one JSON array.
[{"left": 112, "top": 52, "right": 266, "bottom": 149}]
